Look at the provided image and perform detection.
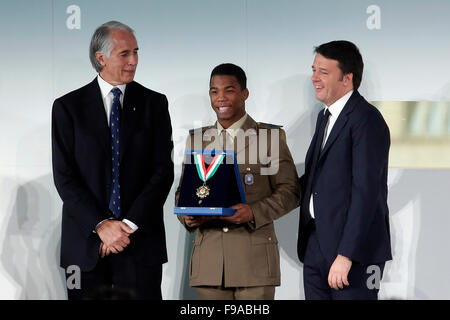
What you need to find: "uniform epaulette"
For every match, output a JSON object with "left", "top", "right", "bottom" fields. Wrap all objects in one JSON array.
[
  {"left": 257, "top": 122, "right": 283, "bottom": 129},
  {"left": 189, "top": 127, "right": 201, "bottom": 135},
  {"left": 189, "top": 125, "right": 213, "bottom": 135}
]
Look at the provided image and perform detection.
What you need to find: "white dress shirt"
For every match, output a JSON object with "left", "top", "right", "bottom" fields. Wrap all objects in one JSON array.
[
  {"left": 96, "top": 75, "right": 138, "bottom": 232},
  {"left": 309, "top": 90, "right": 353, "bottom": 218},
  {"left": 97, "top": 75, "right": 126, "bottom": 126}
]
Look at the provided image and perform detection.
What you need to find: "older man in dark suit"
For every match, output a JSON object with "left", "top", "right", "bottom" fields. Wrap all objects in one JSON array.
[
  {"left": 297, "top": 41, "right": 392, "bottom": 300},
  {"left": 52, "top": 21, "right": 173, "bottom": 300}
]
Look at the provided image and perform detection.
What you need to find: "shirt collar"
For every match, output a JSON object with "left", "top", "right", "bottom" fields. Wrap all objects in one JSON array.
[
  {"left": 97, "top": 74, "right": 127, "bottom": 98},
  {"left": 217, "top": 113, "right": 248, "bottom": 138},
  {"left": 324, "top": 90, "right": 353, "bottom": 117}
]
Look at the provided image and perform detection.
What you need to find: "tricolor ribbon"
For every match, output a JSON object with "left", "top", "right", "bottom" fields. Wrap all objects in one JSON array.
[{"left": 193, "top": 152, "right": 226, "bottom": 183}]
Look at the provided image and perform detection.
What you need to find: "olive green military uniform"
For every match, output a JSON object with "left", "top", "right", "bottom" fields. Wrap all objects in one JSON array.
[{"left": 176, "top": 114, "right": 300, "bottom": 298}]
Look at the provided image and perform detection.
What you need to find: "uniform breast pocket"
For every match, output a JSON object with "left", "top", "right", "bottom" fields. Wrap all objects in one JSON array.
[{"left": 239, "top": 164, "right": 271, "bottom": 200}]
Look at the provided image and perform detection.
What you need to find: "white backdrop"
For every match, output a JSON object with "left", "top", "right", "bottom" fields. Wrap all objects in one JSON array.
[{"left": 0, "top": 0, "right": 449, "bottom": 299}]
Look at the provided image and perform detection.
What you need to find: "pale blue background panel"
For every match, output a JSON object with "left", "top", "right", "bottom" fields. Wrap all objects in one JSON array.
[{"left": 0, "top": 0, "right": 449, "bottom": 299}]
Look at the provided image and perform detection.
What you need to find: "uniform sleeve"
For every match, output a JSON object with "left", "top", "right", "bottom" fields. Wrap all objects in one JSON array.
[{"left": 248, "top": 129, "right": 301, "bottom": 230}]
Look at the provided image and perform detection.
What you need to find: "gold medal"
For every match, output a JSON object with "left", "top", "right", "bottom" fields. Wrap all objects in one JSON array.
[
  {"left": 193, "top": 152, "right": 225, "bottom": 201},
  {"left": 196, "top": 183, "right": 210, "bottom": 199}
]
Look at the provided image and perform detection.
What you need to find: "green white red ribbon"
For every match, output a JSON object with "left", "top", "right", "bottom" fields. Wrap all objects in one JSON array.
[{"left": 193, "top": 153, "right": 225, "bottom": 182}]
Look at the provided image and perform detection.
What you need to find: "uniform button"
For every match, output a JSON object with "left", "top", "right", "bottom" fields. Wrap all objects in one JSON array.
[
  {"left": 268, "top": 237, "right": 272, "bottom": 241},
  {"left": 223, "top": 227, "right": 229, "bottom": 233}
]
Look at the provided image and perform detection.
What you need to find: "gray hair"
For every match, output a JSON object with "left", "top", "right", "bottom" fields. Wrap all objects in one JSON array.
[{"left": 89, "top": 21, "right": 135, "bottom": 73}]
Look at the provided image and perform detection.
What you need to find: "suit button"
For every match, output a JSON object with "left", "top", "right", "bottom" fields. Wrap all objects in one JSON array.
[{"left": 223, "top": 227, "right": 229, "bottom": 233}]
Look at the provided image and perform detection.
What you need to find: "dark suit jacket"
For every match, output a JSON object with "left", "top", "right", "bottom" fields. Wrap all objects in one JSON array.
[
  {"left": 297, "top": 91, "right": 392, "bottom": 265},
  {"left": 52, "top": 78, "right": 174, "bottom": 272}
]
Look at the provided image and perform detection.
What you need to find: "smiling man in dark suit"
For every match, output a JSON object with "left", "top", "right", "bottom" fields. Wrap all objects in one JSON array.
[
  {"left": 51, "top": 21, "right": 173, "bottom": 299},
  {"left": 297, "top": 41, "right": 392, "bottom": 300}
]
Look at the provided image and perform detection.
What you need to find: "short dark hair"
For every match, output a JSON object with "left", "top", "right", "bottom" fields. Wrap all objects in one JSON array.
[
  {"left": 314, "top": 40, "right": 364, "bottom": 90},
  {"left": 210, "top": 63, "right": 247, "bottom": 90}
]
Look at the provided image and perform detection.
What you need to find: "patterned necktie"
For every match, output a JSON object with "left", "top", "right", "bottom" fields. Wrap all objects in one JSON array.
[{"left": 109, "top": 87, "right": 122, "bottom": 218}]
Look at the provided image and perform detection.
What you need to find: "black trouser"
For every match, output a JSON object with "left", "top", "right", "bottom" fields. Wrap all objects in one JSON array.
[{"left": 65, "top": 253, "right": 162, "bottom": 300}]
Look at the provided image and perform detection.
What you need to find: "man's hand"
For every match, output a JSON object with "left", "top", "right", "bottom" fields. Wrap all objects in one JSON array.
[
  {"left": 220, "top": 203, "right": 254, "bottom": 225},
  {"left": 99, "top": 242, "right": 111, "bottom": 258},
  {"left": 328, "top": 254, "right": 352, "bottom": 290},
  {"left": 96, "top": 220, "right": 134, "bottom": 255},
  {"left": 184, "top": 215, "right": 215, "bottom": 228}
]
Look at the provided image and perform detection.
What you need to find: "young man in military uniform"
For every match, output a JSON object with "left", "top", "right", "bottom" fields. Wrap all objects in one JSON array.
[{"left": 175, "top": 63, "right": 300, "bottom": 300}]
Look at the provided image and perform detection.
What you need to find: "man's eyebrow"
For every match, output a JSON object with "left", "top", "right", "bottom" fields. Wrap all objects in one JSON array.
[
  {"left": 210, "top": 85, "right": 237, "bottom": 89},
  {"left": 118, "top": 47, "right": 139, "bottom": 54},
  {"left": 312, "top": 65, "right": 328, "bottom": 72}
]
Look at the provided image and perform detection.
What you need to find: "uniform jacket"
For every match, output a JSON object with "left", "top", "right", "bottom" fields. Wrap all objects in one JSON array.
[{"left": 176, "top": 115, "right": 300, "bottom": 287}]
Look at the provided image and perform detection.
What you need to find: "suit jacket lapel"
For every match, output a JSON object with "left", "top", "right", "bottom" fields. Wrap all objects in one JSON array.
[
  {"left": 319, "top": 91, "right": 360, "bottom": 161},
  {"left": 84, "top": 78, "right": 110, "bottom": 156},
  {"left": 120, "top": 82, "right": 141, "bottom": 161},
  {"left": 305, "top": 111, "right": 323, "bottom": 169}
]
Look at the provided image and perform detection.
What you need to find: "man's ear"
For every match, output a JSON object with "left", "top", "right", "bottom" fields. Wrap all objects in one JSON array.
[
  {"left": 343, "top": 73, "right": 353, "bottom": 88},
  {"left": 242, "top": 88, "right": 249, "bottom": 101},
  {"left": 95, "top": 52, "right": 106, "bottom": 67}
]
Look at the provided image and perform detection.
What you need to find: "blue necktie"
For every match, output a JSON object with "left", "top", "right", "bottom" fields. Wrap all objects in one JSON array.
[{"left": 109, "top": 87, "right": 122, "bottom": 218}]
